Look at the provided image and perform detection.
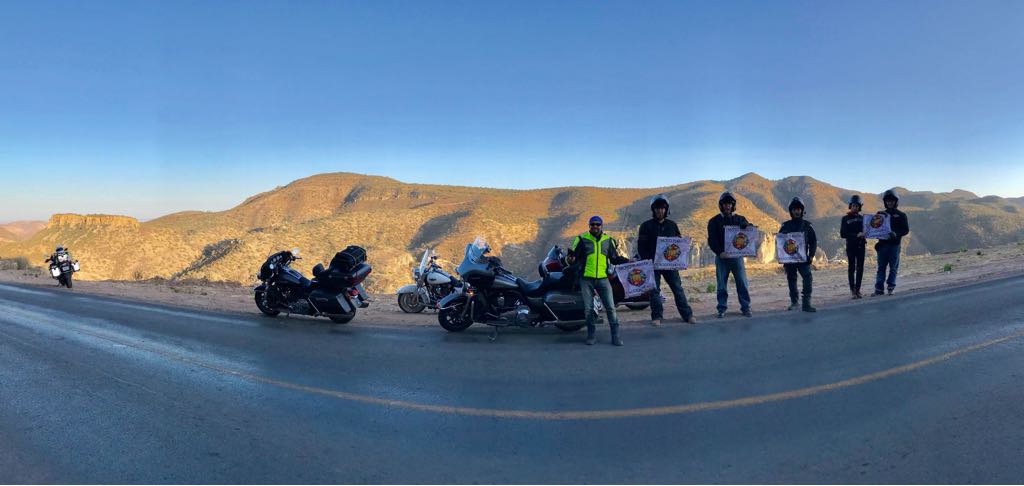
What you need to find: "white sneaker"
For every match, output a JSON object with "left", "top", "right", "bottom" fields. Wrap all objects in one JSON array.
[{"left": 651, "top": 319, "right": 662, "bottom": 327}]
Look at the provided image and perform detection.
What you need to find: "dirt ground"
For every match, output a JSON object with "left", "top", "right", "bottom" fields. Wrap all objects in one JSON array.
[{"left": 3, "top": 242, "right": 1022, "bottom": 328}]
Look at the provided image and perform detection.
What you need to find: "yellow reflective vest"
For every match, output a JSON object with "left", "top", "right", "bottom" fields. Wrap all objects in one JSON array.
[{"left": 570, "top": 231, "right": 620, "bottom": 279}]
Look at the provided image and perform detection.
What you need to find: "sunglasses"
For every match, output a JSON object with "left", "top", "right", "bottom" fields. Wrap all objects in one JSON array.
[{"left": 590, "top": 223, "right": 602, "bottom": 227}]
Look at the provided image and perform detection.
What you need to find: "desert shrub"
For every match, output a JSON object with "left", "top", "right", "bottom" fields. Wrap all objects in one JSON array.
[
  {"left": 976, "top": 250, "right": 983, "bottom": 256},
  {"left": 706, "top": 283, "right": 716, "bottom": 293},
  {"left": 14, "top": 256, "right": 30, "bottom": 270},
  {"left": 132, "top": 269, "right": 145, "bottom": 281},
  {"left": 943, "top": 263, "right": 953, "bottom": 272}
]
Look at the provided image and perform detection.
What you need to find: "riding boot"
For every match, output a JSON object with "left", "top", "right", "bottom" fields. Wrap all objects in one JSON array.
[
  {"left": 585, "top": 323, "right": 596, "bottom": 345},
  {"left": 610, "top": 322, "right": 623, "bottom": 346}
]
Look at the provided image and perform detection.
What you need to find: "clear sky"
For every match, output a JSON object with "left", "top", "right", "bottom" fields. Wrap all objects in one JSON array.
[{"left": 2, "top": 0, "right": 1023, "bottom": 222}]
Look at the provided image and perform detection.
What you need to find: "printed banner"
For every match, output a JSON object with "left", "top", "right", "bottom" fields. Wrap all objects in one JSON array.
[
  {"left": 614, "top": 259, "right": 656, "bottom": 299},
  {"left": 863, "top": 212, "right": 892, "bottom": 239},
  {"left": 775, "top": 232, "right": 807, "bottom": 264},
  {"left": 723, "top": 225, "right": 759, "bottom": 258},
  {"left": 654, "top": 236, "right": 690, "bottom": 270}
]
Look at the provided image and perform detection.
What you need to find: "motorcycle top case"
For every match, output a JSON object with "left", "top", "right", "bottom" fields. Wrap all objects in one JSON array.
[{"left": 330, "top": 245, "right": 367, "bottom": 271}]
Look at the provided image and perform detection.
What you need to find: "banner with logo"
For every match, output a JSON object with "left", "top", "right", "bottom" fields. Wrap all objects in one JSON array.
[
  {"left": 863, "top": 212, "right": 892, "bottom": 239},
  {"left": 614, "top": 259, "right": 656, "bottom": 299},
  {"left": 775, "top": 232, "right": 807, "bottom": 264},
  {"left": 654, "top": 236, "right": 690, "bottom": 270},
  {"left": 723, "top": 225, "right": 759, "bottom": 258}
]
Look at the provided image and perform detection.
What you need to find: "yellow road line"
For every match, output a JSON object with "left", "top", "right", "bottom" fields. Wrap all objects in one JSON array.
[{"left": 71, "top": 325, "right": 1024, "bottom": 420}]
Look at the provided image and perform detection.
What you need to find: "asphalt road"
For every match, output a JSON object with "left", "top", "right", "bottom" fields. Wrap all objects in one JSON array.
[{"left": 2, "top": 276, "right": 1024, "bottom": 484}]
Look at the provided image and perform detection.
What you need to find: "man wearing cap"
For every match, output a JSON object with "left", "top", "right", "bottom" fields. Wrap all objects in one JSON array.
[{"left": 567, "top": 216, "right": 629, "bottom": 346}]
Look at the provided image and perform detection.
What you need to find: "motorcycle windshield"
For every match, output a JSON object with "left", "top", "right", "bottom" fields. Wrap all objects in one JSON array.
[
  {"left": 456, "top": 239, "right": 489, "bottom": 276},
  {"left": 418, "top": 250, "right": 431, "bottom": 275}
]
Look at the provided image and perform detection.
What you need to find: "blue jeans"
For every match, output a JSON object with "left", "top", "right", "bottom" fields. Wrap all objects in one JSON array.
[
  {"left": 715, "top": 256, "right": 751, "bottom": 313},
  {"left": 650, "top": 270, "right": 693, "bottom": 321},
  {"left": 875, "top": 244, "right": 901, "bottom": 292},
  {"left": 581, "top": 277, "right": 619, "bottom": 335}
]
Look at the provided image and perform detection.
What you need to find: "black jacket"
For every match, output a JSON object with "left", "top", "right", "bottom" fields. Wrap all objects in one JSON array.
[
  {"left": 707, "top": 213, "right": 750, "bottom": 255},
  {"left": 876, "top": 208, "right": 910, "bottom": 248},
  {"left": 840, "top": 212, "right": 866, "bottom": 248},
  {"left": 778, "top": 218, "right": 817, "bottom": 262},
  {"left": 637, "top": 218, "right": 682, "bottom": 261}
]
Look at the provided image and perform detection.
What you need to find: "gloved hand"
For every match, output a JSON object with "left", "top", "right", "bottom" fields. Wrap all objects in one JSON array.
[{"left": 887, "top": 231, "right": 897, "bottom": 240}]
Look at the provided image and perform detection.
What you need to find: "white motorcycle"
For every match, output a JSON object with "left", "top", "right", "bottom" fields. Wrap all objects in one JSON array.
[{"left": 396, "top": 250, "right": 459, "bottom": 313}]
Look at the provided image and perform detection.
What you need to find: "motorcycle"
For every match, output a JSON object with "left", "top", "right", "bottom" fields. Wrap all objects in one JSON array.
[
  {"left": 437, "top": 238, "right": 650, "bottom": 338},
  {"left": 47, "top": 250, "right": 80, "bottom": 289},
  {"left": 254, "top": 246, "right": 371, "bottom": 324},
  {"left": 396, "top": 249, "right": 459, "bottom": 313}
]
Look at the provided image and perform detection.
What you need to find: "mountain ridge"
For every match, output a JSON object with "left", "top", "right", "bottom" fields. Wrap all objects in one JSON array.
[{"left": 2, "top": 172, "right": 1020, "bottom": 292}]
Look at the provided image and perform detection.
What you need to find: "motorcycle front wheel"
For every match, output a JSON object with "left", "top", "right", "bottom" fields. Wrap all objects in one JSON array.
[
  {"left": 397, "top": 292, "right": 426, "bottom": 313},
  {"left": 438, "top": 302, "right": 473, "bottom": 332},
  {"left": 64, "top": 273, "right": 73, "bottom": 289},
  {"left": 254, "top": 291, "right": 280, "bottom": 316}
]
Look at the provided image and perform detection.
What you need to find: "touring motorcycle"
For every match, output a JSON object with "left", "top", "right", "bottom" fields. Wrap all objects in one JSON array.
[
  {"left": 396, "top": 249, "right": 459, "bottom": 313},
  {"left": 254, "top": 246, "right": 371, "bottom": 324},
  {"left": 436, "top": 238, "right": 651, "bottom": 336},
  {"left": 46, "top": 249, "right": 80, "bottom": 289}
]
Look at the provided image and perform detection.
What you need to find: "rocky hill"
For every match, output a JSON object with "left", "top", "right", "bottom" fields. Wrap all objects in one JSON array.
[{"left": 2, "top": 172, "right": 1021, "bottom": 292}]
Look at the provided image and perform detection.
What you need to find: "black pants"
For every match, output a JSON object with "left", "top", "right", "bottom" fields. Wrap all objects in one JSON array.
[
  {"left": 784, "top": 263, "right": 812, "bottom": 305},
  {"left": 846, "top": 244, "right": 866, "bottom": 293}
]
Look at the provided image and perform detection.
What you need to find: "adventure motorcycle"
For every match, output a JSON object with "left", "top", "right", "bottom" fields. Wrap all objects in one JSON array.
[
  {"left": 437, "top": 238, "right": 650, "bottom": 337},
  {"left": 396, "top": 249, "right": 459, "bottom": 313},
  {"left": 47, "top": 250, "right": 79, "bottom": 289},
  {"left": 254, "top": 246, "right": 371, "bottom": 324}
]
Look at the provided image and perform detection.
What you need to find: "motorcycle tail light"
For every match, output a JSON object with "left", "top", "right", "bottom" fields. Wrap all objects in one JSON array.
[{"left": 348, "top": 289, "right": 359, "bottom": 297}]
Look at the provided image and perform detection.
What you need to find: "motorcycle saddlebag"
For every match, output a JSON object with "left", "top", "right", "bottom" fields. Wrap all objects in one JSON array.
[
  {"left": 544, "top": 290, "right": 587, "bottom": 321},
  {"left": 330, "top": 245, "right": 367, "bottom": 271}
]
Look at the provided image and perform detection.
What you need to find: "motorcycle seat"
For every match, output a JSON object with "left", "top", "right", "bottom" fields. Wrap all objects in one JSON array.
[{"left": 516, "top": 277, "right": 549, "bottom": 298}]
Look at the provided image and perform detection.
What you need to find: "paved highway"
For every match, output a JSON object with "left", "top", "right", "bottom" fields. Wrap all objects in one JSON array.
[{"left": 2, "top": 276, "right": 1023, "bottom": 483}]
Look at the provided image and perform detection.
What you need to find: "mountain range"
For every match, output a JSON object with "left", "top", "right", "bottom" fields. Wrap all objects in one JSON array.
[{"left": 2, "top": 172, "right": 1022, "bottom": 292}]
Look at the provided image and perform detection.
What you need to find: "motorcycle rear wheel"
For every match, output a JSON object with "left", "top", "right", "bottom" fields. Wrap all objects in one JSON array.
[
  {"left": 254, "top": 291, "right": 280, "bottom": 316},
  {"left": 438, "top": 303, "right": 473, "bottom": 332},
  {"left": 64, "top": 274, "right": 73, "bottom": 289},
  {"left": 398, "top": 292, "right": 426, "bottom": 313}
]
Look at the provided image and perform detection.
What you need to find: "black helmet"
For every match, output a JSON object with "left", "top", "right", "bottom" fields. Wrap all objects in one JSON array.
[
  {"left": 788, "top": 196, "right": 805, "bottom": 214},
  {"left": 55, "top": 246, "right": 64, "bottom": 253},
  {"left": 882, "top": 189, "right": 899, "bottom": 202},
  {"left": 650, "top": 194, "right": 670, "bottom": 217},
  {"left": 848, "top": 194, "right": 863, "bottom": 209},
  {"left": 718, "top": 191, "right": 737, "bottom": 212}
]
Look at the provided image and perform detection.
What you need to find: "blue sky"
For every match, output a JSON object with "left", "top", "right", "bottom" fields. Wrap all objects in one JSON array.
[{"left": 2, "top": 0, "right": 1023, "bottom": 222}]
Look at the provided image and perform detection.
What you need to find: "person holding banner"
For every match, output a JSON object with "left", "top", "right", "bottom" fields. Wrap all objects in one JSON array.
[
  {"left": 779, "top": 197, "right": 817, "bottom": 312},
  {"left": 567, "top": 216, "right": 630, "bottom": 346},
  {"left": 873, "top": 189, "right": 911, "bottom": 296},
  {"left": 637, "top": 194, "right": 696, "bottom": 326},
  {"left": 706, "top": 192, "right": 753, "bottom": 318},
  {"left": 840, "top": 194, "right": 867, "bottom": 299}
]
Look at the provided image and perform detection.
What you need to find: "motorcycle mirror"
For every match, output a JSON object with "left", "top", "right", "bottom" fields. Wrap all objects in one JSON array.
[{"left": 291, "top": 247, "right": 300, "bottom": 255}]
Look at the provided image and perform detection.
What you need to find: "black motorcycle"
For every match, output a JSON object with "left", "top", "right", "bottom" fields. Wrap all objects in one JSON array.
[
  {"left": 436, "top": 238, "right": 590, "bottom": 337},
  {"left": 46, "top": 250, "right": 79, "bottom": 289},
  {"left": 254, "top": 247, "right": 371, "bottom": 324}
]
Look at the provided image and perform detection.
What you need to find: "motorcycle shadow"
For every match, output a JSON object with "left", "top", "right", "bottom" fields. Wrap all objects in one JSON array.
[{"left": 438, "top": 325, "right": 586, "bottom": 345}]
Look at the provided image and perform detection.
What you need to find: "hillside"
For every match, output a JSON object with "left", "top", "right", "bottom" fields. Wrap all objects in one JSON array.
[
  {"left": 2, "top": 172, "right": 1021, "bottom": 292},
  {"left": 0, "top": 220, "right": 46, "bottom": 242}
]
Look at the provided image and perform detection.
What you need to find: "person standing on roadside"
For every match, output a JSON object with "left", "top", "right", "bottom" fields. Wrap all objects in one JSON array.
[
  {"left": 779, "top": 197, "right": 817, "bottom": 312},
  {"left": 840, "top": 195, "right": 867, "bottom": 299},
  {"left": 567, "top": 216, "right": 630, "bottom": 346},
  {"left": 637, "top": 194, "right": 696, "bottom": 326},
  {"left": 873, "top": 189, "right": 910, "bottom": 296},
  {"left": 706, "top": 192, "right": 752, "bottom": 318}
]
